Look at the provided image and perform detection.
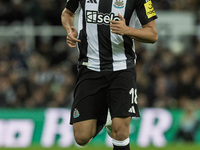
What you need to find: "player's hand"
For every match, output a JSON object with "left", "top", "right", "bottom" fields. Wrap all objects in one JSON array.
[
  {"left": 66, "top": 26, "right": 81, "bottom": 48},
  {"left": 110, "top": 13, "right": 128, "bottom": 35}
]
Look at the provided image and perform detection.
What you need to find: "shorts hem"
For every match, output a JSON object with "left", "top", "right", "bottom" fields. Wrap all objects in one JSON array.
[
  {"left": 70, "top": 116, "right": 97, "bottom": 125},
  {"left": 111, "top": 113, "right": 140, "bottom": 119}
]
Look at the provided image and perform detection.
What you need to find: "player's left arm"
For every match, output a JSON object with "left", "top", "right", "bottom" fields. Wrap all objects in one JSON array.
[
  {"left": 110, "top": 13, "right": 158, "bottom": 44},
  {"left": 61, "top": 8, "right": 81, "bottom": 47}
]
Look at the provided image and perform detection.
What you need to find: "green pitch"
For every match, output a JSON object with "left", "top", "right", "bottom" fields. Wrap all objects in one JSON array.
[{"left": 0, "top": 144, "right": 199, "bottom": 150}]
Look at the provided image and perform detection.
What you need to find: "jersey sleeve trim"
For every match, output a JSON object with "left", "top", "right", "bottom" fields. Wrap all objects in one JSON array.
[
  {"left": 65, "top": 0, "right": 79, "bottom": 13},
  {"left": 140, "top": 15, "right": 157, "bottom": 26}
]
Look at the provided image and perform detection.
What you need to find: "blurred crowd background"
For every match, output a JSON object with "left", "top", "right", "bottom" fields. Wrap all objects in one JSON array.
[{"left": 0, "top": 0, "right": 200, "bottom": 110}]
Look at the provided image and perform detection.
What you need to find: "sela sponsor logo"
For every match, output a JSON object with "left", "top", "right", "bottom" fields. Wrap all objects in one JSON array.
[
  {"left": 86, "top": 10, "right": 120, "bottom": 25},
  {"left": 113, "top": 0, "right": 124, "bottom": 9}
]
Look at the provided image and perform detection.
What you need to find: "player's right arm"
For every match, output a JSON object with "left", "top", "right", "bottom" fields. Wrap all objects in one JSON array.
[{"left": 61, "top": 8, "right": 80, "bottom": 48}]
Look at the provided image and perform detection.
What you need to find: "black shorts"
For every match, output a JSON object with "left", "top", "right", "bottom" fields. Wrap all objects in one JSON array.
[{"left": 70, "top": 66, "right": 140, "bottom": 125}]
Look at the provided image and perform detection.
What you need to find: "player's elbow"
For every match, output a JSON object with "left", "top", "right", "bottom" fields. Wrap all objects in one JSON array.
[
  {"left": 152, "top": 34, "right": 158, "bottom": 43},
  {"left": 150, "top": 31, "right": 158, "bottom": 44}
]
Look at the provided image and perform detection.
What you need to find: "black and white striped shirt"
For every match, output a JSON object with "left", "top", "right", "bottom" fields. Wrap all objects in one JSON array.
[{"left": 66, "top": 0, "right": 157, "bottom": 72}]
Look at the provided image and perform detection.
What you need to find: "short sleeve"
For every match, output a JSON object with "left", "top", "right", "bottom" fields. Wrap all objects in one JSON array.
[
  {"left": 136, "top": 0, "right": 157, "bottom": 26},
  {"left": 65, "top": 0, "right": 79, "bottom": 13}
]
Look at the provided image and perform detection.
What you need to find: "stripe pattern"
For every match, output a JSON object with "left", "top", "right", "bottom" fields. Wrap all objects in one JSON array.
[{"left": 78, "top": 0, "right": 137, "bottom": 72}]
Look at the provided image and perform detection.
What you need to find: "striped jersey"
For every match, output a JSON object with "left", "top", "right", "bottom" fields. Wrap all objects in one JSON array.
[{"left": 66, "top": 0, "right": 157, "bottom": 72}]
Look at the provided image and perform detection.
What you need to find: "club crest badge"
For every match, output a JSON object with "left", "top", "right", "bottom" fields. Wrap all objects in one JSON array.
[
  {"left": 73, "top": 108, "right": 80, "bottom": 118},
  {"left": 113, "top": 0, "right": 124, "bottom": 9}
]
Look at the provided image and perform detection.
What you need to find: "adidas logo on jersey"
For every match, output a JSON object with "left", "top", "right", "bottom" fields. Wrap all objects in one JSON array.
[
  {"left": 128, "top": 106, "right": 135, "bottom": 113},
  {"left": 87, "top": 0, "right": 97, "bottom": 3}
]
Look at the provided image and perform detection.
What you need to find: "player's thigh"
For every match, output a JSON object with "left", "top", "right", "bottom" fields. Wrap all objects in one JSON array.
[{"left": 73, "top": 119, "right": 97, "bottom": 138}]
